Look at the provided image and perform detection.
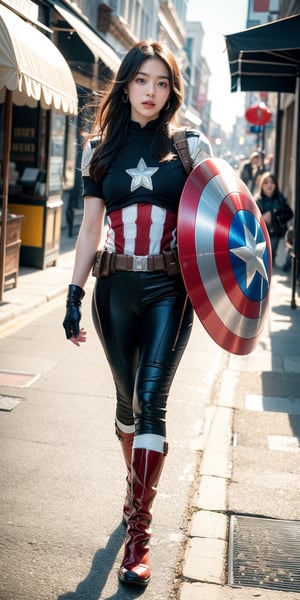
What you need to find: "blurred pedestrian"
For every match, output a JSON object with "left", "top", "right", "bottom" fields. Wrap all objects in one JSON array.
[
  {"left": 240, "top": 150, "right": 264, "bottom": 195},
  {"left": 255, "top": 172, "right": 293, "bottom": 264},
  {"left": 62, "top": 39, "right": 212, "bottom": 587}
]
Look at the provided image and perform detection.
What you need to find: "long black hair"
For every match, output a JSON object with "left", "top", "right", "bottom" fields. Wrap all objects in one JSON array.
[{"left": 87, "top": 40, "right": 184, "bottom": 182}]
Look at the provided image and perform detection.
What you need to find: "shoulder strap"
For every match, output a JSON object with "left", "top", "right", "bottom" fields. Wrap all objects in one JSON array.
[{"left": 174, "top": 128, "right": 193, "bottom": 176}]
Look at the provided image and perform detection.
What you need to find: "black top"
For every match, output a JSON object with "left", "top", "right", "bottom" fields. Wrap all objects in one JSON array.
[
  {"left": 256, "top": 192, "right": 293, "bottom": 236},
  {"left": 82, "top": 120, "right": 211, "bottom": 214}
]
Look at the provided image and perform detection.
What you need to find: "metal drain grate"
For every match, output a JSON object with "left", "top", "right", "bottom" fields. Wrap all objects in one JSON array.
[{"left": 228, "top": 515, "right": 300, "bottom": 592}]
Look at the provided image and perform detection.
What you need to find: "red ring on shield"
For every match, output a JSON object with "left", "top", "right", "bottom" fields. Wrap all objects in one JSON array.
[{"left": 177, "top": 158, "right": 272, "bottom": 355}]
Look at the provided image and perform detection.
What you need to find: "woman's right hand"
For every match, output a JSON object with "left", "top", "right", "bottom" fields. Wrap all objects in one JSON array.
[
  {"left": 63, "top": 284, "right": 85, "bottom": 339},
  {"left": 63, "top": 195, "right": 106, "bottom": 344},
  {"left": 68, "top": 328, "right": 87, "bottom": 347}
]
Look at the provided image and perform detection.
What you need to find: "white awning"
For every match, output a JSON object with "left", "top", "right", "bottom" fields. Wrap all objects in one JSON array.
[
  {"left": 54, "top": 2, "right": 121, "bottom": 73},
  {"left": 0, "top": 4, "right": 77, "bottom": 114}
]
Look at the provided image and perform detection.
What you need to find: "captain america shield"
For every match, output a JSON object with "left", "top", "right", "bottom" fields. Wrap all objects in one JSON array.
[{"left": 177, "top": 157, "right": 272, "bottom": 355}]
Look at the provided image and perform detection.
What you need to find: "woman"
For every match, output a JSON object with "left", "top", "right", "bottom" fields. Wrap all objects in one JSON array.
[
  {"left": 63, "top": 40, "right": 212, "bottom": 587},
  {"left": 255, "top": 172, "right": 293, "bottom": 264}
]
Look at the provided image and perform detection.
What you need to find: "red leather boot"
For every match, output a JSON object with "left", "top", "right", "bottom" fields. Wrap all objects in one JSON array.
[
  {"left": 119, "top": 444, "right": 168, "bottom": 586},
  {"left": 115, "top": 424, "right": 134, "bottom": 524}
]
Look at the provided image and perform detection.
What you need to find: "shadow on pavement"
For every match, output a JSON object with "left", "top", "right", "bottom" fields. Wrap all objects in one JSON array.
[
  {"left": 56, "top": 522, "right": 145, "bottom": 600},
  {"left": 266, "top": 270, "right": 300, "bottom": 440}
]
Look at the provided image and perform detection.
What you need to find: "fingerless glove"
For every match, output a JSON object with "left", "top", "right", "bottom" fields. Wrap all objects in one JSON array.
[{"left": 63, "top": 284, "right": 85, "bottom": 339}]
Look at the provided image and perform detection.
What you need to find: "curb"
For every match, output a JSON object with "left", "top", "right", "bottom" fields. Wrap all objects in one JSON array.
[{"left": 179, "top": 369, "right": 239, "bottom": 598}]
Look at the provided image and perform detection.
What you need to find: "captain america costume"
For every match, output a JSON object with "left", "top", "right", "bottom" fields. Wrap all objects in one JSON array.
[{"left": 82, "top": 119, "right": 212, "bottom": 445}]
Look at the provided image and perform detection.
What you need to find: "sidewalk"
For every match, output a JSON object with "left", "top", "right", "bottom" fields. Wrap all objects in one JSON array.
[
  {"left": 180, "top": 251, "right": 300, "bottom": 599},
  {"left": 1, "top": 232, "right": 300, "bottom": 599},
  {"left": 0, "top": 230, "right": 77, "bottom": 332}
]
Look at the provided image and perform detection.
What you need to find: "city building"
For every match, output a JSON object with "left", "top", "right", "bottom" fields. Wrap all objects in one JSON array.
[{"left": 0, "top": 0, "right": 206, "bottom": 294}]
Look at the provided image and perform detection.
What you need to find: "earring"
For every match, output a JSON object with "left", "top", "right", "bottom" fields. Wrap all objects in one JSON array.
[
  {"left": 164, "top": 100, "right": 171, "bottom": 111},
  {"left": 122, "top": 93, "right": 129, "bottom": 104}
]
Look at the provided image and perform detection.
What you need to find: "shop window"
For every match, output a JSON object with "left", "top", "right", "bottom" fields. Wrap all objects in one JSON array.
[{"left": 98, "top": 4, "right": 112, "bottom": 33}]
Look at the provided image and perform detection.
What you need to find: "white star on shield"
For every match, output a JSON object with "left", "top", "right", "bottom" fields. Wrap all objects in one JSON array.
[
  {"left": 126, "top": 158, "right": 159, "bottom": 192},
  {"left": 230, "top": 223, "right": 269, "bottom": 289}
]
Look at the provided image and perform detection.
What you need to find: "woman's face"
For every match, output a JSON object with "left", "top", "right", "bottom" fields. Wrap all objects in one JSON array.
[
  {"left": 125, "top": 57, "right": 171, "bottom": 127},
  {"left": 262, "top": 177, "right": 276, "bottom": 197}
]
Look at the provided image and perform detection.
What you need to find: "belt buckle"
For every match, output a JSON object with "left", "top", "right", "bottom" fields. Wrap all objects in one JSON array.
[{"left": 132, "top": 255, "right": 148, "bottom": 271}]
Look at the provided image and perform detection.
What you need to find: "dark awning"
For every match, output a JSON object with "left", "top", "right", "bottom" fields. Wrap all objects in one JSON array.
[
  {"left": 225, "top": 13, "right": 300, "bottom": 93},
  {"left": 54, "top": 2, "right": 120, "bottom": 73}
]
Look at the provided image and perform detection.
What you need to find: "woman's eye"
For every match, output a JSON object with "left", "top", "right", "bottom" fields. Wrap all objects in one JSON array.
[
  {"left": 158, "top": 81, "right": 168, "bottom": 88},
  {"left": 136, "top": 77, "right": 146, "bottom": 84}
]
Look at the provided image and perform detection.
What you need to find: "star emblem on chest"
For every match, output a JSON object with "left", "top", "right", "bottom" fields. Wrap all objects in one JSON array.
[{"left": 126, "top": 158, "right": 159, "bottom": 192}]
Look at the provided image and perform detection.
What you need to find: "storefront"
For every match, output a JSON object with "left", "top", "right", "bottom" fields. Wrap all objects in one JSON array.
[
  {"left": 0, "top": 1, "right": 78, "bottom": 299},
  {"left": 225, "top": 13, "right": 300, "bottom": 307}
]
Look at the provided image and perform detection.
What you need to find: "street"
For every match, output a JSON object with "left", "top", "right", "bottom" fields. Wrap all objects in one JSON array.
[{"left": 0, "top": 282, "right": 225, "bottom": 600}]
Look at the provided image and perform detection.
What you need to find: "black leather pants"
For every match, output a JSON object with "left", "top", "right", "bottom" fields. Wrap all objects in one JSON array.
[{"left": 92, "top": 270, "right": 193, "bottom": 439}]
